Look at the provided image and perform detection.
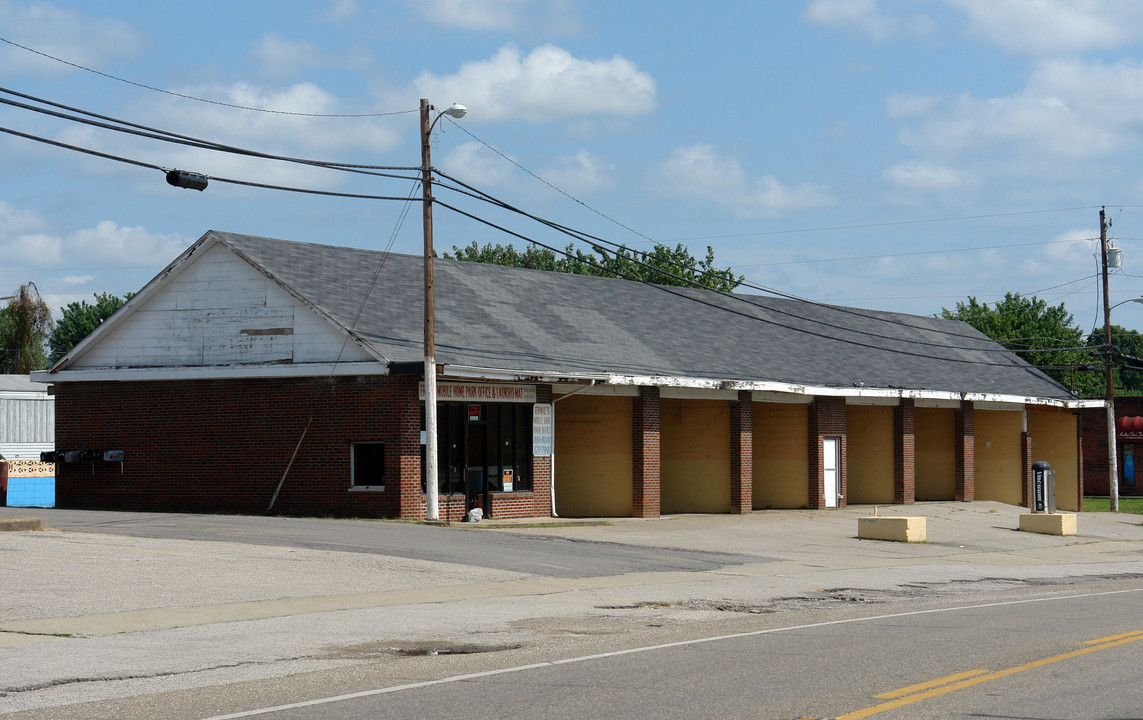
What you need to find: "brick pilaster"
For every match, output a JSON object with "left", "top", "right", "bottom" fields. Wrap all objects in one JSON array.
[
  {"left": 730, "top": 390, "right": 753, "bottom": 514},
  {"left": 894, "top": 399, "right": 916, "bottom": 504},
  {"left": 955, "top": 400, "right": 975, "bottom": 501},
  {"left": 1021, "top": 429, "right": 1033, "bottom": 509},
  {"left": 632, "top": 386, "right": 661, "bottom": 518},
  {"left": 809, "top": 396, "right": 847, "bottom": 509},
  {"left": 534, "top": 384, "right": 554, "bottom": 517}
]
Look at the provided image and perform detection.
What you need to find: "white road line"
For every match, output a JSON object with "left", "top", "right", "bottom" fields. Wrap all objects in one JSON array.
[{"left": 199, "top": 586, "right": 1143, "bottom": 720}]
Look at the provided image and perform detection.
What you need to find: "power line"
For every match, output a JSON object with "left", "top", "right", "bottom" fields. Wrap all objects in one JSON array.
[
  {"left": 0, "top": 36, "right": 415, "bottom": 118},
  {"left": 732, "top": 237, "right": 1097, "bottom": 269},
  {"left": 665, "top": 206, "right": 1104, "bottom": 242},
  {"left": 0, "top": 96, "right": 1098, "bottom": 368},
  {"left": 434, "top": 198, "right": 1074, "bottom": 370},
  {"left": 0, "top": 87, "right": 421, "bottom": 180},
  {"left": 0, "top": 124, "right": 425, "bottom": 202}
]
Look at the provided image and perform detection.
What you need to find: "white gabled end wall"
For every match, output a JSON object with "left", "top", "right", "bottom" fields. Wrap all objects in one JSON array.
[{"left": 70, "top": 243, "right": 374, "bottom": 370}]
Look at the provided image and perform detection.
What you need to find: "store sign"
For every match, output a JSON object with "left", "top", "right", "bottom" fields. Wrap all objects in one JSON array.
[
  {"left": 419, "top": 382, "right": 536, "bottom": 403},
  {"left": 1118, "top": 415, "right": 1143, "bottom": 441},
  {"left": 533, "top": 403, "right": 553, "bottom": 457}
]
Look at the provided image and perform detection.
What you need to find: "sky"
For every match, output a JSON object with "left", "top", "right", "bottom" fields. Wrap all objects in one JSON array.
[{"left": 3, "top": 0, "right": 1143, "bottom": 337}]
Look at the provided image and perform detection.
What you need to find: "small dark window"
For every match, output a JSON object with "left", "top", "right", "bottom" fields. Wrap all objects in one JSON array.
[{"left": 352, "top": 443, "right": 385, "bottom": 487}]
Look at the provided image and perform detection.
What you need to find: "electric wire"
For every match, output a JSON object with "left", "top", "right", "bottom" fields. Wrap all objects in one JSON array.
[
  {"left": 0, "top": 124, "right": 428, "bottom": 202},
  {"left": 0, "top": 87, "right": 421, "bottom": 180},
  {"left": 0, "top": 98, "right": 1102, "bottom": 364},
  {"left": 0, "top": 37, "right": 415, "bottom": 118},
  {"left": 432, "top": 170, "right": 1085, "bottom": 353},
  {"left": 433, "top": 197, "right": 1068, "bottom": 370}
]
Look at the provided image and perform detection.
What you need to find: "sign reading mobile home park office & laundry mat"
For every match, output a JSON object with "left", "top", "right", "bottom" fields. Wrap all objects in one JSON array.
[{"left": 418, "top": 382, "right": 537, "bottom": 403}]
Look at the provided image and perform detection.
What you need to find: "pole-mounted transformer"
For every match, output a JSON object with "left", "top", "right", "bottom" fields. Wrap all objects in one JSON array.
[{"left": 166, "top": 169, "right": 208, "bottom": 191}]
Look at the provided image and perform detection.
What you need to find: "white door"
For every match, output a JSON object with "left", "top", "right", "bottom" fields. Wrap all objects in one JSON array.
[{"left": 823, "top": 437, "right": 839, "bottom": 508}]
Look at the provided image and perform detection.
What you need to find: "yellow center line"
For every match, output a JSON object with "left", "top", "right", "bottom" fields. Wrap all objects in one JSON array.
[
  {"left": 833, "top": 631, "right": 1143, "bottom": 720},
  {"left": 873, "top": 668, "right": 989, "bottom": 699},
  {"left": 1084, "top": 630, "right": 1143, "bottom": 644}
]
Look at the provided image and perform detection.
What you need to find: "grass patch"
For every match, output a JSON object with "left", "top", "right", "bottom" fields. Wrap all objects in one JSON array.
[{"left": 1083, "top": 496, "right": 1143, "bottom": 514}]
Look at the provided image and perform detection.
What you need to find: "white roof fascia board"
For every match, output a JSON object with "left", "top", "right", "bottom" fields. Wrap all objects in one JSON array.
[
  {"left": 846, "top": 396, "right": 900, "bottom": 406},
  {"left": 914, "top": 398, "right": 964, "bottom": 409},
  {"left": 30, "top": 361, "right": 387, "bottom": 384},
  {"left": 48, "top": 232, "right": 221, "bottom": 373},
  {"left": 441, "top": 365, "right": 610, "bottom": 384},
  {"left": 660, "top": 386, "right": 739, "bottom": 400},
  {"left": 602, "top": 374, "right": 1091, "bottom": 409},
  {"left": 752, "top": 391, "right": 813, "bottom": 404},
  {"left": 973, "top": 400, "right": 1030, "bottom": 412},
  {"left": 552, "top": 384, "right": 639, "bottom": 397}
]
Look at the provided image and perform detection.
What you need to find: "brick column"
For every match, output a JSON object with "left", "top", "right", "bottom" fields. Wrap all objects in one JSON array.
[
  {"left": 632, "top": 386, "right": 661, "bottom": 518},
  {"left": 1021, "top": 428, "right": 1033, "bottom": 509},
  {"left": 534, "top": 384, "right": 554, "bottom": 517},
  {"left": 955, "top": 400, "right": 975, "bottom": 502},
  {"left": 894, "top": 399, "right": 916, "bottom": 504},
  {"left": 730, "top": 390, "right": 753, "bottom": 514},
  {"left": 809, "top": 396, "right": 847, "bottom": 509}
]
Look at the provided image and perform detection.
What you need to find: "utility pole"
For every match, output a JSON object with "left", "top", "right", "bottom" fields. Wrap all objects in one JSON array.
[
  {"left": 421, "top": 98, "right": 440, "bottom": 522},
  {"left": 1101, "top": 206, "right": 1119, "bottom": 512}
]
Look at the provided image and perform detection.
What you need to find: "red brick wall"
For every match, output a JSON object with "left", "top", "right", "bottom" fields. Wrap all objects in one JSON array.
[
  {"left": 53, "top": 376, "right": 556, "bottom": 520},
  {"left": 809, "top": 397, "right": 847, "bottom": 509},
  {"left": 633, "top": 386, "right": 661, "bottom": 518},
  {"left": 955, "top": 401, "right": 975, "bottom": 501},
  {"left": 1080, "top": 398, "right": 1143, "bottom": 497},
  {"left": 730, "top": 390, "right": 753, "bottom": 514},
  {"left": 894, "top": 400, "right": 916, "bottom": 504}
]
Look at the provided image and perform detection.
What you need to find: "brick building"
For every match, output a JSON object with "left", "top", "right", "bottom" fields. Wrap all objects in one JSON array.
[
  {"left": 1081, "top": 397, "right": 1143, "bottom": 498},
  {"left": 32, "top": 231, "right": 1100, "bottom": 520}
]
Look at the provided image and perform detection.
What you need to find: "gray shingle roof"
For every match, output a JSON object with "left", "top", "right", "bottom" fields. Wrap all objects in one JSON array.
[{"left": 212, "top": 231, "right": 1075, "bottom": 400}]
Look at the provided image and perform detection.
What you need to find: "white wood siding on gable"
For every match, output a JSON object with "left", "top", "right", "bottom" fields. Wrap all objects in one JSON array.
[{"left": 74, "top": 244, "right": 374, "bottom": 369}]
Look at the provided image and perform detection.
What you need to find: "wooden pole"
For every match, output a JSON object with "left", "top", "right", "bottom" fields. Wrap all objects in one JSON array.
[
  {"left": 1102, "top": 206, "right": 1119, "bottom": 512},
  {"left": 421, "top": 99, "right": 440, "bottom": 521}
]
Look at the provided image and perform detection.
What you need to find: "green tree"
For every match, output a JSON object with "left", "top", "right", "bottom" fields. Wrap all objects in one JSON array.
[
  {"left": 0, "top": 283, "right": 53, "bottom": 374},
  {"left": 48, "top": 291, "right": 133, "bottom": 364},
  {"left": 1081, "top": 325, "right": 1143, "bottom": 397},
  {"left": 446, "top": 241, "right": 744, "bottom": 292},
  {"left": 940, "top": 292, "right": 1098, "bottom": 393}
]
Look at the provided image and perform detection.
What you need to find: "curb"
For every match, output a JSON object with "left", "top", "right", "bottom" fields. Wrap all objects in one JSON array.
[{"left": 0, "top": 516, "right": 44, "bottom": 532}]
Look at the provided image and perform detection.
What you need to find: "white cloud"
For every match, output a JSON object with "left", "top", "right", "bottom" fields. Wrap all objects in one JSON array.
[
  {"left": 63, "top": 274, "right": 94, "bottom": 285},
  {"left": 946, "top": 0, "right": 1143, "bottom": 56},
  {"left": 803, "top": 0, "right": 934, "bottom": 40},
  {"left": 1, "top": 232, "right": 62, "bottom": 265},
  {"left": 251, "top": 33, "right": 325, "bottom": 78},
  {"left": 250, "top": 32, "right": 372, "bottom": 77},
  {"left": 45, "top": 82, "right": 405, "bottom": 189},
  {"left": 325, "top": 0, "right": 360, "bottom": 21},
  {"left": 407, "top": 44, "right": 657, "bottom": 123},
  {"left": 415, "top": 0, "right": 531, "bottom": 30},
  {"left": 0, "top": 0, "right": 147, "bottom": 77},
  {"left": 66, "top": 221, "right": 188, "bottom": 266},
  {"left": 883, "top": 161, "right": 965, "bottom": 190},
  {"left": 886, "top": 94, "right": 942, "bottom": 118},
  {"left": 538, "top": 151, "right": 615, "bottom": 196},
  {"left": 0, "top": 201, "right": 46, "bottom": 236},
  {"left": 653, "top": 144, "right": 835, "bottom": 218},
  {"left": 439, "top": 141, "right": 516, "bottom": 187},
  {"left": 892, "top": 59, "right": 1143, "bottom": 171}
]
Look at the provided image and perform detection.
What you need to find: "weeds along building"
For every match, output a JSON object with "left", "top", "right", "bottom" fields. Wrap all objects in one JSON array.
[{"left": 31, "top": 231, "right": 1100, "bottom": 520}]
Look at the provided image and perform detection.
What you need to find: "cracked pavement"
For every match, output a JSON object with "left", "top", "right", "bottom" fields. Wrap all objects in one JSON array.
[{"left": 2, "top": 501, "right": 1143, "bottom": 717}]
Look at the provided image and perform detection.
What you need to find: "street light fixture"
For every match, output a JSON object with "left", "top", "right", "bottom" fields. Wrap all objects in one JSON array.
[{"left": 421, "top": 99, "right": 466, "bottom": 522}]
